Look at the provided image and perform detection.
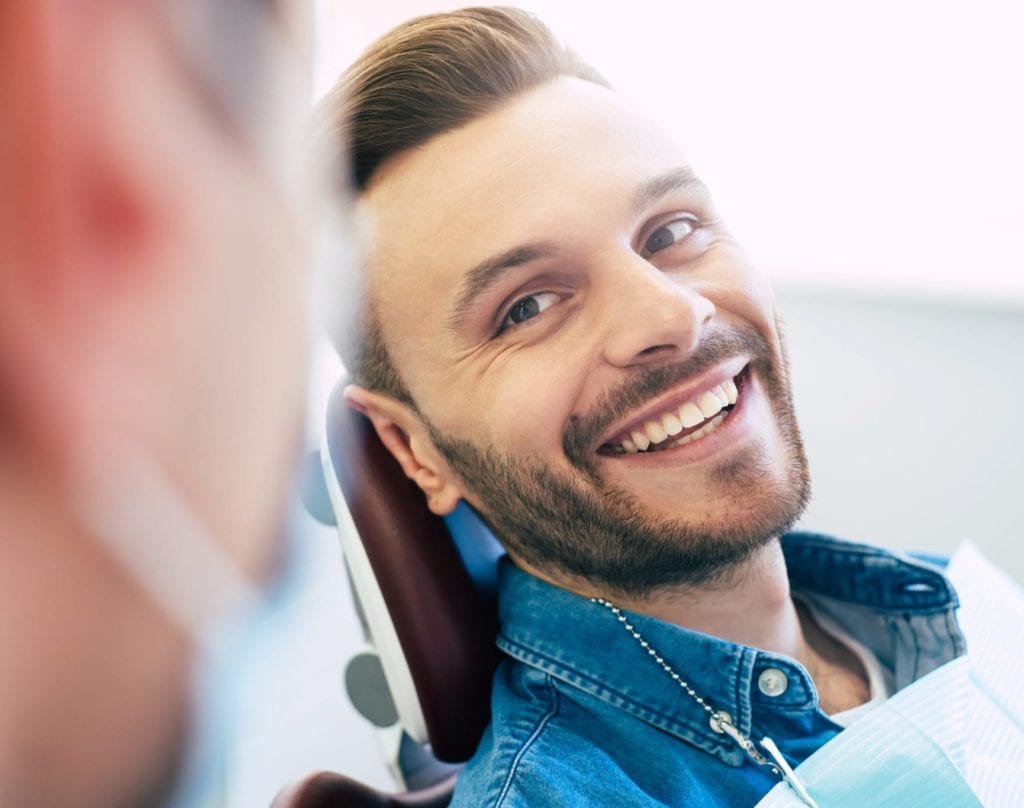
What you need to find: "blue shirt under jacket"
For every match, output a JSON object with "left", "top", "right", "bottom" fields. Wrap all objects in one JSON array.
[{"left": 450, "top": 531, "right": 965, "bottom": 807}]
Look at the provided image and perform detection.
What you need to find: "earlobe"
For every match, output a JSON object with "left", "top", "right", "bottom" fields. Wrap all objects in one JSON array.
[
  {"left": 344, "top": 385, "right": 463, "bottom": 516},
  {"left": 409, "top": 448, "right": 462, "bottom": 516}
]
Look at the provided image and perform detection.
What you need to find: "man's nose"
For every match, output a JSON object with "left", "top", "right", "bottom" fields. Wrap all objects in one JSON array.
[{"left": 596, "top": 251, "right": 715, "bottom": 369}]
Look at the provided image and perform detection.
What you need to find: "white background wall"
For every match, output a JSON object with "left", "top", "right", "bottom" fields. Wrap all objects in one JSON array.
[
  {"left": 314, "top": 0, "right": 1024, "bottom": 305},
  {"left": 781, "top": 285, "right": 1024, "bottom": 573},
  {"left": 229, "top": 3, "right": 1024, "bottom": 804}
]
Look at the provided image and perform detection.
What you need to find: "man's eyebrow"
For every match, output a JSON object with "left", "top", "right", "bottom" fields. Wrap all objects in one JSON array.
[
  {"left": 631, "top": 166, "right": 710, "bottom": 216},
  {"left": 445, "top": 169, "right": 707, "bottom": 334},
  {"left": 447, "top": 241, "right": 560, "bottom": 333}
]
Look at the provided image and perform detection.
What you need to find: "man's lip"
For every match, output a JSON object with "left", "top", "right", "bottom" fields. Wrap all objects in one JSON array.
[{"left": 595, "top": 357, "right": 750, "bottom": 452}]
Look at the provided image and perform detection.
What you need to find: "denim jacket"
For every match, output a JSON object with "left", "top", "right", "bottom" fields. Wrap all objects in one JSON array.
[{"left": 451, "top": 532, "right": 965, "bottom": 807}]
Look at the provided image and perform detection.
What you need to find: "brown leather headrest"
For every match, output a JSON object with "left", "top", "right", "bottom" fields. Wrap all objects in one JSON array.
[{"left": 324, "top": 382, "right": 500, "bottom": 762}]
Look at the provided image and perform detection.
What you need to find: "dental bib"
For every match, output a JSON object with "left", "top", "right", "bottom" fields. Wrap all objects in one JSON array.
[{"left": 756, "top": 542, "right": 1024, "bottom": 807}]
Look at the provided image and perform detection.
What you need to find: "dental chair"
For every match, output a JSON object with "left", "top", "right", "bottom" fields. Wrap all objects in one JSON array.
[{"left": 272, "top": 381, "right": 505, "bottom": 808}]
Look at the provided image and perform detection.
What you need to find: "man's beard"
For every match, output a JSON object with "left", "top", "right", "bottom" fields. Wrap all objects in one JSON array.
[{"left": 424, "top": 325, "right": 811, "bottom": 600}]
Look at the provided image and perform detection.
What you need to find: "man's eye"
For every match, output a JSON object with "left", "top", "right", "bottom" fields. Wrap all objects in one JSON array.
[
  {"left": 643, "top": 217, "right": 696, "bottom": 256},
  {"left": 500, "top": 291, "right": 559, "bottom": 331}
]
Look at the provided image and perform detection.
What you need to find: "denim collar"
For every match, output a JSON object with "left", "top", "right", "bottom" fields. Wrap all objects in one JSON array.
[{"left": 496, "top": 531, "right": 963, "bottom": 768}]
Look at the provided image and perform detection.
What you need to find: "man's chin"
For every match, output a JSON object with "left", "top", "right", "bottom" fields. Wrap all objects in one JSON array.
[{"left": 481, "top": 471, "right": 809, "bottom": 599}]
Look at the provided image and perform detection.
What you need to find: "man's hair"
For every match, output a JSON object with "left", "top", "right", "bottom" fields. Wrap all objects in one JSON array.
[{"left": 319, "top": 6, "right": 608, "bottom": 404}]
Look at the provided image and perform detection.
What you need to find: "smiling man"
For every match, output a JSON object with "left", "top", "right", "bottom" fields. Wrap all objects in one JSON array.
[{"left": 323, "top": 7, "right": 977, "bottom": 806}]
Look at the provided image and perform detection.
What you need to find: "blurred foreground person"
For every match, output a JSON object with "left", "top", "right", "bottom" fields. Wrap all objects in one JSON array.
[{"left": 0, "top": 1, "right": 316, "bottom": 806}]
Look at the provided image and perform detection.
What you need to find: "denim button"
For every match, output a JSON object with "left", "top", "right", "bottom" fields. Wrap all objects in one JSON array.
[
  {"left": 709, "top": 709, "right": 733, "bottom": 733},
  {"left": 757, "top": 667, "right": 789, "bottom": 697}
]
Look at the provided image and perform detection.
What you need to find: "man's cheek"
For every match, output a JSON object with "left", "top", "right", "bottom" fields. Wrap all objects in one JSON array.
[{"left": 494, "top": 387, "right": 570, "bottom": 455}]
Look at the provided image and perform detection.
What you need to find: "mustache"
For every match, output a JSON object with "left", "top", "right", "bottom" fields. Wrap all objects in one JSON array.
[{"left": 562, "top": 328, "right": 771, "bottom": 471}]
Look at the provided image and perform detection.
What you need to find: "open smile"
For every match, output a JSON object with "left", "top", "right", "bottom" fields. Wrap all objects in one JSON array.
[{"left": 597, "top": 365, "right": 750, "bottom": 456}]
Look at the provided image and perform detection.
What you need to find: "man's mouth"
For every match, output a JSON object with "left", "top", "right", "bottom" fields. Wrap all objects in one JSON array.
[{"left": 597, "top": 368, "right": 747, "bottom": 456}]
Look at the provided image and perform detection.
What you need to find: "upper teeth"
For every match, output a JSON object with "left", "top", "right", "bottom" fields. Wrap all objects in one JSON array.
[{"left": 617, "top": 377, "right": 738, "bottom": 454}]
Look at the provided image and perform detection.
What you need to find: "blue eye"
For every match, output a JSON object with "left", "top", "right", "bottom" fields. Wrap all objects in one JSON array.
[
  {"left": 500, "top": 291, "right": 559, "bottom": 331},
  {"left": 643, "top": 217, "right": 696, "bottom": 256}
]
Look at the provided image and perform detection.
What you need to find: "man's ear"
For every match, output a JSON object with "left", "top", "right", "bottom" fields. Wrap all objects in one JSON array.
[{"left": 344, "top": 385, "right": 463, "bottom": 516}]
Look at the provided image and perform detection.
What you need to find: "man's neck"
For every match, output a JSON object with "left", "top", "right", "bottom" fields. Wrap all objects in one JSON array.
[
  {"left": 618, "top": 541, "right": 803, "bottom": 656},
  {"left": 519, "top": 540, "right": 871, "bottom": 714}
]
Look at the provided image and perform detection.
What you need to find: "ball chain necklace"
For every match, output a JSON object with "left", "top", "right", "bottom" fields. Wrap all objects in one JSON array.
[{"left": 592, "top": 597, "right": 819, "bottom": 808}]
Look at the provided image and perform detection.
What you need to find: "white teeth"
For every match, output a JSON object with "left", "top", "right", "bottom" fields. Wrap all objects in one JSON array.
[
  {"left": 614, "top": 375, "right": 741, "bottom": 454},
  {"left": 667, "top": 411, "right": 727, "bottom": 449},
  {"left": 696, "top": 391, "right": 724, "bottom": 419},
  {"left": 679, "top": 401, "right": 704, "bottom": 428},
  {"left": 631, "top": 429, "right": 650, "bottom": 451},
  {"left": 644, "top": 419, "right": 667, "bottom": 444}
]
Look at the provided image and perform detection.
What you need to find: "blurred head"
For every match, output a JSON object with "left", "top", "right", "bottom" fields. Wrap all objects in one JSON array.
[
  {"left": 329, "top": 7, "right": 809, "bottom": 602},
  {"left": 0, "top": 1, "right": 313, "bottom": 805}
]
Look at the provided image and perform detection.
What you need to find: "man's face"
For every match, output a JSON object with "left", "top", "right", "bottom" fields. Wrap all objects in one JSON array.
[{"left": 362, "top": 77, "right": 809, "bottom": 597}]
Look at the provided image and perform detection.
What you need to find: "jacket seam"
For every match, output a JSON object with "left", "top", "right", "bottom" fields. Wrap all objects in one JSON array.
[{"left": 494, "top": 675, "right": 560, "bottom": 808}]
